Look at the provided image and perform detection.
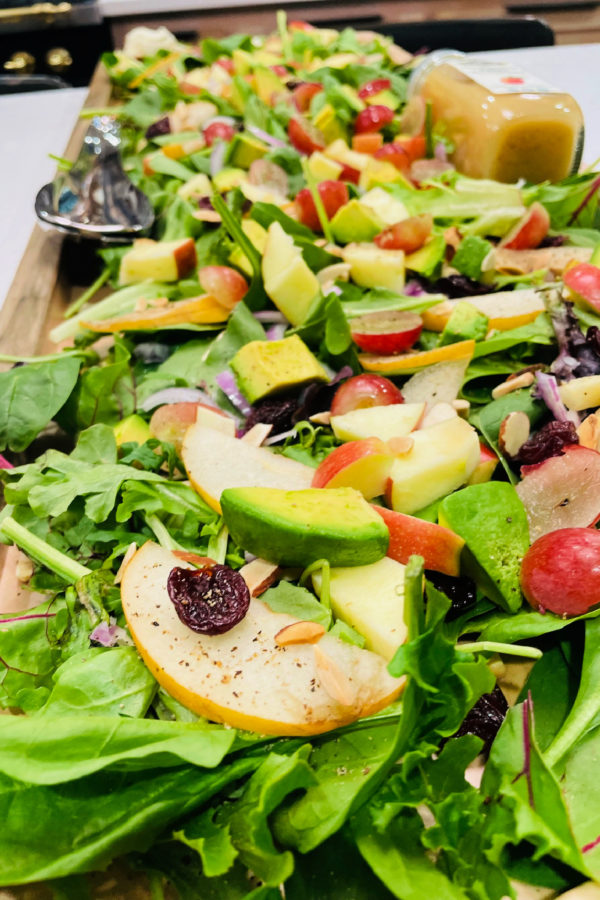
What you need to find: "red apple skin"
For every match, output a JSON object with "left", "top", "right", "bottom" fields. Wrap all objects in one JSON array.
[
  {"left": 564, "top": 263, "right": 600, "bottom": 312},
  {"left": 350, "top": 311, "right": 423, "bottom": 355},
  {"left": 149, "top": 402, "right": 227, "bottom": 451},
  {"left": 373, "top": 505, "right": 464, "bottom": 576},
  {"left": 521, "top": 528, "right": 600, "bottom": 616},
  {"left": 311, "top": 437, "right": 393, "bottom": 496},
  {"left": 330, "top": 375, "right": 404, "bottom": 417},
  {"left": 467, "top": 443, "right": 499, "bottom": 485},
  {"left": 500, "top": 202, "right": 550, "bottom": 250},
  {"left": 198, "top": 266, "right": 248, "bottom": 310},
  {"left": 374, "top": 215, "right": 433, "bottom": 254},
  {"left": 173, "top": 238, "right": 198, "bottom": 279}
]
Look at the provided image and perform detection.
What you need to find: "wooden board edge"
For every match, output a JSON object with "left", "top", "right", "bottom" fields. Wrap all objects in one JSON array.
[{"left": 0, "top": 63, "right": 113, "bottom": 359}]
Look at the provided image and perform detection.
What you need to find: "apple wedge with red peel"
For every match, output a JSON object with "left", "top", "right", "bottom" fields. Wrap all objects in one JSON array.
[
  {"left": 330, "top": 374, "right": 404, "bottom": 416},
  {"left": 564, "top": 263, "right": 600, "bottom": 313},
  {"left": 182, "top": 424, "right": 314, "bottom": 513},
  {"left": 119, "top": 237, "right": 197, "bottom": 285},
  {"left": 198, "top": 266, "right": 248, "bottom": 310},
  {"left": 516, "top": 444, "right": 600, "bottom": 541},
  {"left": 467, "top": 443, "right": 499, "bottom": 485},
  {"left": 150, "top": 402, "right": 232, "bottom": 452},
  {"left": 373, "top": 506, "right": 464, "bottom": 576},
  {"left": 350, "top": 310, "right": 423, "bottom": 355},
  {"left": 312, "top": 437, "right": 396, "bottom": 500},
  {"left": 331, "top": 402, "right": 425, "bottom": 443},
  {"left": 499, "top": 202, "right": 550, "bottom": 250},
  {"left": 122, "top": 542, "right": 401, "bottom": 736}
]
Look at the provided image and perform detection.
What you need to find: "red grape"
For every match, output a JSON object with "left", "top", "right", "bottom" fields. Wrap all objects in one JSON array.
[
  {"left": 330, "top": 374, "right": 403, "bottom": 416},
  {"left": 521, "top": 527, "right": 600, "bottom": 616}
]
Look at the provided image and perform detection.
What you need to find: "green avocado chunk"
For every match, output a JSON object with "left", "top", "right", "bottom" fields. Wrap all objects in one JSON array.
[
  {"left": 438, "top": 482, "right": 529, "bottom": 613},
  {"left": 227, "top": 132, "right": 268, "bottom": 169},
  {"left": 405, "top": 234, "right": 446, "bottom": 278},
  {"left": 439, "top": 301, "right": 489, "bottom": 346},
  {"left": 330, "top": 200, "right": 384, "bottom": 244},
  {"left": 230, "top": 334, "right": 328, "bottom": 404},
  {"left": 221, "top": 487, "right": 389, "bottom": 567}
]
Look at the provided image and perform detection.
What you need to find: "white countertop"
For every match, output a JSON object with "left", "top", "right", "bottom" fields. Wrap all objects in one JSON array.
[{"left": 1, "top": 43, "right": 598, "bottom": 314}]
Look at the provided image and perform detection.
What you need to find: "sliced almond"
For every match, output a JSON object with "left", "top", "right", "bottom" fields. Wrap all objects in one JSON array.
[
  {"left": 192, "top": 209, "right": 222, "bottom": 223},
  {"left": 491, "top": 370, "right": 535, "bottom": 400},
  {"left": 387, "top": 435, "right": 414, "bottom": 455},
  {"left": 498, "top": 411, "right": 530, "bottom": 459},
  {"left": 444, "top": 226, "right": 462, "bottom": 251},
  {"left": 275, "top": 621, "right": 326, "bottom": 646},
  {"left": 15, "top": 555, "right": 34, "bottom": 584},
  {"left": 577, "top": 413, "right": 600, "bottom": 451},
  {"left": 239, "top": 558, "right": 280, "bottom": 597},
  {"left": 241, "top": 423, "right": 273, "bottom": 446},
  {"left": 313, "top": 645, "right": 356, "bottom": 707},
  {"left": 115, "top": 541, "right": 138, "bottom": 585},
  {"left": 452, "top": 399, "right": 471, "bottom": 418},
  {"left": 134, "top": 297, "right": 148, "bottom": 313},
  {"left": 149, "top": 296, "right": 170, "bottom": 309},
  {"left": 309, "top": 411, "right": 331, "bottom": 426}
]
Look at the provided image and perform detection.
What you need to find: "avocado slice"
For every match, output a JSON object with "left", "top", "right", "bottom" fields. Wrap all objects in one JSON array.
[
  {"left": 221, "top": 487, "right": 390, "bottom": 567},
  {"left": 438, "top": 482, "right": 529, "bottom": 612},
  {"left": 213, "top": 167, "right": 247, "bottom": 192},
  {"left": 330, "top": 199, "right": 384, "bottom": 244},
  {"left": 405, "top": 234, "right": 446, "bottom": 278},
  {"left": 230, "top": 334, "right": 328, "bottom": 404},
  {"left": 113, "top": 414, "right": 150, "bottom": 447},
  {"left": 439, "top": 301, "right": 489, "bottom": 346},
  {"left": 227, "top": 133, "right": 268, "bottom": 169}
]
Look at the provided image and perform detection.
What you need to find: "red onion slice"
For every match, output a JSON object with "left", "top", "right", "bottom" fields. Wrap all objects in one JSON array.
[
  {"left": 210, "top": 141, "right": 228, "bottom": 177},
  {"left": 216, "top": 370, "right": 252, "bottom": 416},
  {"left": 246, "top": 125, "right": 287, "bottom": 149},
  {"left": 139, "top": 387, "right": 218, "bottom": 413},
  {"left": 535, "top": 372, "right": 580, "bottom": 427}
]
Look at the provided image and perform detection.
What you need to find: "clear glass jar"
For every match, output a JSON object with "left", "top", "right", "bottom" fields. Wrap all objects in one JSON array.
[{"left": 408, "top": 50, "right": 584, "bottom": 183}]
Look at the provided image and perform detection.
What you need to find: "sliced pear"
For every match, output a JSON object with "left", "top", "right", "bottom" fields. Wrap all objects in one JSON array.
[
  {"left": 331, "top": 403, "right": 425, "bottom": 442},
  {"left": 181, "top": 424, "right": 314, "bottom": 513},
  {"left": 121, "top": 542, "right": 402, "bottom": 736},
  {"left": 313, "top": 556, "right": 407, "bottom": 661}
]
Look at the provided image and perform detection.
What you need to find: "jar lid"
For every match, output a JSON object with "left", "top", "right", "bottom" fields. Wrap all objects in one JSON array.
[{"left": 407, "top": 49, "right": 466, "bottom": 98}]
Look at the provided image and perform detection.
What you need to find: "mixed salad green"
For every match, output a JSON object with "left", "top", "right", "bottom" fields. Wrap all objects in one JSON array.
[{"left": 2, "top": 16, "right": 600, "bottom": 898}]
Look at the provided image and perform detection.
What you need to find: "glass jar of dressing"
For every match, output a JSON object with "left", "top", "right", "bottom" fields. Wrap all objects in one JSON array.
[{"left": 408, "top": 50, "right": 584, "bottom": 183}]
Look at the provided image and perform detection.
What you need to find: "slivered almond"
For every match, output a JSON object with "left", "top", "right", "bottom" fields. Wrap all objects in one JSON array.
[
  {"left": 387, "top": 435, "right": 414, "bottom": 455},
  {"left": 149, "top": 296, "right": 169, "bottom": 309},
  {"left": 577, "top": 413, "right": 600, "bottom": 451},
  {"left": 275, "top": 621, "right": 326, "bottom": 646},
  {"left": 241, "top": 423, "right": 273, "bottom": 446},
  {"left": 491, "top": 370, "right": 534, "bottom": 399},
  {"left": 313, "top": 645, "right": 356, "bottom": 707},
  {"left": 192, "top": 209, "right": 222, "bottom": 223},
  {"left": 134, "top": 297, "right": 148, "bottom": 313},
  {"left": 452, "top": 399, "right": 470, "bottom": 418},
  {"left": 498, "top": 411, "right": 530, "bottom": 459},
  {"left": 115, "top": 541, "right": 138, "bottom": 585},
  {"left": 239, "top": 558, "right": 280, "bottom": 597},
  {"left": 309, "top": 411, "right": 331, "bottom": 426}
]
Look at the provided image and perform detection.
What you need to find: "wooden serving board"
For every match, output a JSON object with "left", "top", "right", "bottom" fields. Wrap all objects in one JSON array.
[{"left": 0, "top": 63, "right": 113, "bottom": 361}]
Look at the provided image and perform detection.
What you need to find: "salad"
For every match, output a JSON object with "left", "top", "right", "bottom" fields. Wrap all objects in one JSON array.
[{"left": 2, "top": 16, "right": 600, "bottom": 898}]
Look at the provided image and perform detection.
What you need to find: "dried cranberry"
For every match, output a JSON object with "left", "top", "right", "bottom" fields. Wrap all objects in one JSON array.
[
  {"left": 242, "top": 397, "right": 298, "bottom": 436},
  {"left": 167, "top": 565, "right": 250, "bottom": 635},
  {"left": 453, "top": 686, "right": 508, "bottom": 752},
  {"left": 428, "top": 273, "right": 491, "bottom": 298},
  {"left": 516, "top": 420, "right": 579, "bottom": 466},
  {"left": 426, "top": 571, "right": 477, "bottom": 620},
  {"left": 146, "top": 117, "right": 171, "bottom": 140},
  {"left": 539, "top": 234, "right": 567, "bottom": 248},
  {"left": 587, "top": 325, "right": 600, "bottom": 357}
]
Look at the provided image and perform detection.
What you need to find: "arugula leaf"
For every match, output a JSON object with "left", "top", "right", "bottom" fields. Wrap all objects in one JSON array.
[
  {"left": 261, "top": 581, "right": 332, "bottom": 629},
  {"left": 0, "top": 356, "right": 80, "bottom": 452}
]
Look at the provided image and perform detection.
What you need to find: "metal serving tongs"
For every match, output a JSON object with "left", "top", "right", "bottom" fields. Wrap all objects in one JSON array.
[{"left": 35, "top": 115, "right": 154, "bottom": 243}]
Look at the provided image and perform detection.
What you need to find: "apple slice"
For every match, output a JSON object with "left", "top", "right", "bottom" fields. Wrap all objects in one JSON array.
[
  {"left": 330, "top": 374, "right": 404, "bottom": 416},
  {"left": 198, "top": 266, "right": 248, "bottom": 310},
  {"left": 119, "top": 238, "right": 197, "bottom": 285},
  {"left": 122, "top": 542, "right": 402, "bottom": 736},
  {"left": 331, "top": 402, "right": 425, "bottom": 442},
  {"left": 312, "top": 437, "right": 396, "bottom": 499},
  {"left": 182, "top": 424, "right": 314, "bottom": 513},
  {"left": 149, "top": 402, "right": 232, "bottom": 452},
  {"left": 341, "top": 242, "right": 405, "bottom": 293},
  {"left": 499, "top": 202, "right": 550, "bottom": 250},
  {"left": 385, "top": 416, "right": 480, "bottom": 514},
  {"left": 261, "top": 222, "right": 320, "bottom": 326},
  {"left": 313, "top": 556, "right": 407, "bottom": 661},
  {"left": 349, "top": 310, "right": 423, "bottom": 355},
  {"left": 516, "top": 444, "right": 600, "bottom": 540},
  {"left": 373, "top": 505, "right": 464, "bottom": 577},
  {"left": 467, "top": 443, "right": 499, "bottom": 485}
]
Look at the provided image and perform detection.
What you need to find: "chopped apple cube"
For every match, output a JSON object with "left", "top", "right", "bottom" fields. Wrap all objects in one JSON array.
[
  {"left": 119, "top": 237, "right": 197, "bottom": 285},
  {"left": 261, "top": 221, "right": 320, "bottom": 326}
]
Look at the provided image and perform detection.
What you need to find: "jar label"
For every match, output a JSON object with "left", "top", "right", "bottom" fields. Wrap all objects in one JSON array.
[{"left": 450, "top": 57, "right": 560, "bottom": 95}]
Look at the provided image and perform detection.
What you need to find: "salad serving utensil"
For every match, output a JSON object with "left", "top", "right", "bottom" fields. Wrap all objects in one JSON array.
[{"left": 35, "top": 115, "right": 154, "bottom": 243}]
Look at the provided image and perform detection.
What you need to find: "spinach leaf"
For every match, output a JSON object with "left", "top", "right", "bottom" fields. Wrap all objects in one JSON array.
[
  {"left": 469, "top": 388, "right": 546, "bottom": 482},
  {"left": 563, "top": 725, "right": 600, "bottom": 879},
  {"left": 0, "top": 356, "right": 80, "bottom": 452},
  {"left": 61, "top": 339, "right": 134, "bottom": 430},
  {"left": 173, "top": 807, "right": 238, "bottom": 877},
  {"left": 519, "top": 638, "right": 580, "bottom": 752},
  {"left": 38, "top": 647, "right": 157, "bottom": 718},
  {"left": 473, "top": 605, "right": 600, "bottom": 644}
]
